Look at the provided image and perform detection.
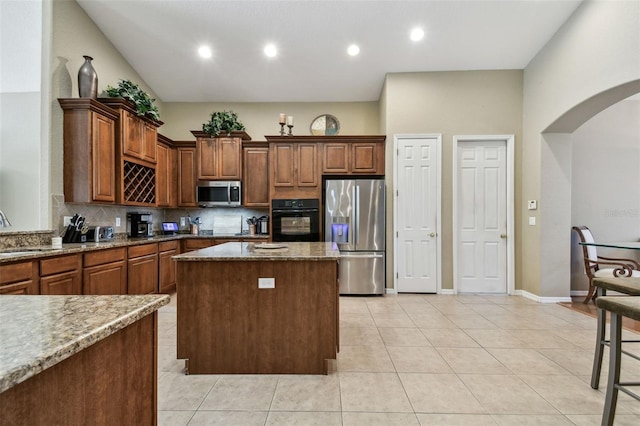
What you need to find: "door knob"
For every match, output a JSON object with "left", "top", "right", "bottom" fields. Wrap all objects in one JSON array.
[
  {"left": 429, "top": 232, "right": 436, "bottom": 238},
  {"left": 500, "top": 234, "right": 507, "bottom": 239}
]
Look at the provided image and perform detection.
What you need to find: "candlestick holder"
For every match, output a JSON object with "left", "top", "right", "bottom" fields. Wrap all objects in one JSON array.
[
  {"left": 287, "top": 124, "right": 294, "bottom": 136},
  {"left": 279, "top": 122, "right": 286, "bottom": 136}
]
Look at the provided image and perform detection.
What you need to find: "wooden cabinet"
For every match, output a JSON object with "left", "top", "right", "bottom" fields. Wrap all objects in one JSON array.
[
  {"left": 58, "top": 99, "right": 118, "bottom": 204},
  {"left": 83, "top": 248, "right": 127, "bottom": 295},
  {"left": 242, "top": 143, "right": 269, "bottom": 207},
  {"left": 156, "top": 134, "right": 177, "bottom": 208},
  {"left": 40, "top": 254, "right": 82, "bottom": 295},
  {"left": 177, "top": 147, "right": 197, "bottom": 207},
  {"left": 127, "top": 243, "right": 158, "bottom": 294},
  {"left": 322, "top": 138, "right": 385, "bottom": 175},
  {"left": 182, "top": 238, "right": 216, "bottom": 252},
  {"left": 269, "top": 141, "right": 320, "bottom": 199},
  {"left": 0, "top": 261, "right": 39, "bottom": 295},
  {"left": 192, "top": 131, "right": 250, "bottom": 180},
  {"left": 159, "top": 240, "right": 179, "bottom": 293}
]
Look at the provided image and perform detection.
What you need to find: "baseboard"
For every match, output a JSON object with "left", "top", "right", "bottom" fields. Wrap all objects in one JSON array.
[
  {"left": 439, "top": 289, "right": 455, "bottom": 295},
  {"left": 516, "top": 289, "right": 572, "bottom": 304},
  {"left": 385, "top": 288, "right": 397, "bottom": 295},
  {"left": 570, "top": 290, "right": 588, "bottom": 297}
]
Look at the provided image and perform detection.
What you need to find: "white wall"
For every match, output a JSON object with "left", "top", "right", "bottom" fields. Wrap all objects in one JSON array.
[
  {"left": 0, "top": 0, "right": 49, "bottom": 231},
  {"left": 570, "top": 98, "right": 640, "bottom": 292},
  {"left": 522, "top": 0, "right": 640, "bottom": 298}
]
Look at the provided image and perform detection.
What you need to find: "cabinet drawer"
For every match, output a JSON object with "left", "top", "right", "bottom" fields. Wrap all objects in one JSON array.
[
  {"left": 84, "top": 247, "right": 127, "bottom": 267},
  {"left": 128, "top": 243, "right": 158, "bottom": 258},
  {"left": 159, "top": 240, "right": 179, "bottom": 252},
  {"left": 183, "top": 239, "right": 215, "bottom": 252},
  {"left": 40, "top": 254, "right": 81, "bottom": 276},
  {"left": 0, "top": 261, "right": 36, "bottom": 285}
]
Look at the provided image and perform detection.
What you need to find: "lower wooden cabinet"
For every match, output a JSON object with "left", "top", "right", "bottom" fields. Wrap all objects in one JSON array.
[
  {"left": 83, "top": 248, "right": 127, "bottom": 295},
  {"left": 158, "top": 240, "right": 179, "bottom": 293},
  {"left": 0, "top": 261, "right": 39, "bottom": 295},
  {"left": 182, "top": 238, "right": 216, "bottom": 252},
  {"left": 128, "top": 243, "right": 158, "bottom": 294},
  {"left": 40, "top": 254, "right": 82, "bottom": 295}
]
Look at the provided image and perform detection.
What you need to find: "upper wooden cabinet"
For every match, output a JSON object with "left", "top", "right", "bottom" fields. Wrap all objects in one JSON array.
[
  {"left": 242, "top": 143, "right": 269, "bottom": 207},
  {"left": 177, "top": 145, "right": 197, "bottom": 207},
  {"left": 192, "top": 131, "right": 251, "bottom": 180},
  {"left": 322, "top": 137, "right": 386, "bottom": 175},
  {"left": 267, "top": 139, "right": 320, "bottom": 199},
  {"left": 58, "top": 99, "right": 119, "bottom": 204},
  {"left": 156, "top": 134, "right": 177, "bottom": 208}
]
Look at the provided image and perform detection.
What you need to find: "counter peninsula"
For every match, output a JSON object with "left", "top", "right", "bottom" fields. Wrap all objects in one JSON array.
[
  {"left": 0, "top": 294, "right": 169, "bottom": 424},
  {"left": 173, "top": 242, "right": 340, "bottom": 374}
]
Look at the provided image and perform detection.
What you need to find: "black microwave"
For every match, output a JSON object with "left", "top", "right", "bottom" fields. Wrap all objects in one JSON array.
[{"left": 197, "top": 180, "right": 241, "bottom": 207}]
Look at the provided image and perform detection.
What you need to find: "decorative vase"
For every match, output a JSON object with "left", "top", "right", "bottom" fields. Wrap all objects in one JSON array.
[{"left": 78, "top": 55, "right": 98, "bottom": 98}]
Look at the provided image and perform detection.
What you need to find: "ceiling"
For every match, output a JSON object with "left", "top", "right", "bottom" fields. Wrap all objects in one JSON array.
[{"left": 77, "top": 0, "right": 583, "bottom": 103}]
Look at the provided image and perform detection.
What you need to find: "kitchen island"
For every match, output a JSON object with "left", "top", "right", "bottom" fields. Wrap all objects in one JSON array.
[
  {"left": 0, "top": 294, "right": 169, "bottom": 424},
  {"left": 173, "top": 242, "right": 340, "bottom": 375}
]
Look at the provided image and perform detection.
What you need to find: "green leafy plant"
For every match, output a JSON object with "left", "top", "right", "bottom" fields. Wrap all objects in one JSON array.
[
  {"left": 202, "top": 110, "right": 245, "bottom": 137},
  {"left": 105, "top": 79, "right": 160, "bottom": 121}
]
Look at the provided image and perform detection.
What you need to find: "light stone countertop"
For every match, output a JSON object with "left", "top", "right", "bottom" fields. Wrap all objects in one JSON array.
[
  {"left": 0, "top": 294, "right": 169, "bottom": 393},
  {"left": 173, "top": 242, "right": 340, "bottom": 261},
  {"left": 0, "top": 233, "right": 268, "bottom": 264}
]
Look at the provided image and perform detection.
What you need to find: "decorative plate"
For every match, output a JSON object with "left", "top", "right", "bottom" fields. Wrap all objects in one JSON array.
[{"left": 310, "top": 114, "right": 340, "bottom": 136}]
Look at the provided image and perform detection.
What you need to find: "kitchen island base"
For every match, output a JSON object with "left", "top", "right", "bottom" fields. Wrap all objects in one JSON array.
[{"left": 177, "top": 250, "right": 339, "bottom": 375}]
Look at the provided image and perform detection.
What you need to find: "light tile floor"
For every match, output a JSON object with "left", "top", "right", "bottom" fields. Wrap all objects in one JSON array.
[{"left": 157, "top": 294, "right": 640, "bottom": 425}]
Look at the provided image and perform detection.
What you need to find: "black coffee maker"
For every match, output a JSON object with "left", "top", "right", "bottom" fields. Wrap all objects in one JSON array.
[{"left": 127, "top": 213, "right": 154, "bottom": 238}]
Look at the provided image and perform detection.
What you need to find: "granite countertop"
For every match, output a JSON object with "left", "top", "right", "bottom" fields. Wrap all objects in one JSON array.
[
  {"left": 0, "top": 294, "right": 170, "bottom": 393},
  {"left": 173, "top": 242, "right": 340, "bottom": 261},
  {"left": 0, "top": 233, "right": 269, "bottom": 264}
]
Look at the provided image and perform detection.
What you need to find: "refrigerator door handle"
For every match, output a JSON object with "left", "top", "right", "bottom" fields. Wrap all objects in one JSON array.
[
  {"left": 340, "top": 253, "right": 384, "bottom": 259},
  {"left": 354, "top": 184, "right": 360, "bottom": 247}
]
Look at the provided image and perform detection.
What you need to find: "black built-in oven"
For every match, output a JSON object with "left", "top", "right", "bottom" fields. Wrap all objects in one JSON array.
[{"left": 271, "top": 199, "right": 320, "bottom": 242}]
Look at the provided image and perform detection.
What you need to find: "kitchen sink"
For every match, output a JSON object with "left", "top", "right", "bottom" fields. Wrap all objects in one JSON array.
[{"left": 0, "top": 248, "right": 54, "bottom": 258}]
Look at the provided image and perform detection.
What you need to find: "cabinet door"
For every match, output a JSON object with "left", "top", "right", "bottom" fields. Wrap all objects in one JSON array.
[
  {"left": 40, "top": 271, "right": 82, "bottom": 295},
  {"left": 83, "top": 261, "right": 127, "bottom": 295},
  {"left": 128, "top": 254, "right": 158, "bottom": 294},
  {"left": 159, "top": 250, "right": 177, "bottom": 293},
  {"left": 218, "top": 137, "right": 242, "bottom": 179},
  {"left": 123, "top": 111, "right": 144, "bottom": 158},
  {"left": 297, "top": 143, "right": 318, "bottom": 187},
  {"left": 243, "top": 146, "right": 269, "bottom": 206},
  {"left": 271, "top": 143, "right": 295, "bottom": 187},
  {"left": 197, "top": 138, "right": 218, "bottom": 179},
  {"left": 0, "top": 280, "right": 39, "bottom": 295},
  {"left": 92, "top": 111, "right": 116, "bottom": 202},
  {"left": 178, "top": 147, "right": 197, "bottom": 206},
  {"left": 156, "top": 143, "right": 175, "bottom": 207},
  {"left": 322, "top": 143, "right": 349, "bottom": 174},
  {"left": 142, "top": 122, "right": 157, "bottom": 163},
  {"left": 352, "top": 142, "right": 382, "bottom": 174},
  {"left": 182, "top": 238, "right": 216, "bottom": 252}
]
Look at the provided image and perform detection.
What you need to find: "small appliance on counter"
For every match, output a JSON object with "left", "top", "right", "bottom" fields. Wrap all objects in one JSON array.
[
  {"left": 162, "top": 222, "right": 179, "bottom": 235},
  {"left": 127, "top": 213, "right": 154, "bottom": 238},
  {"left": 86, "top": 226, "right": 115, "bottom": 242},
  {"left": 257, "top": 215, "right": 269, "bottom": 235}
]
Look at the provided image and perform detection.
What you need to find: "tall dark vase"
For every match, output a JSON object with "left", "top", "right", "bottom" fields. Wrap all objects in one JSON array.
[{"left": 78, "top": 55, "right": 98, "bottom": 98}]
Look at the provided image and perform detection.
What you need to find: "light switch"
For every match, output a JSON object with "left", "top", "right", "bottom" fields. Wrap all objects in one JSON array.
[
  {"left": 529, "top": 217, "right": 536, "bottom": 226},
  {"left": 527, "top": 200, "right": 537, "bottom": 210},
  {"left": 259, "top": 278, "right": 275, "bottom": 289},
  {"left": 115, "top": 217, "right": 121, "bottom": 227},
  {"left": 180, "top": 217, "right": 186, "bottom": 227}
]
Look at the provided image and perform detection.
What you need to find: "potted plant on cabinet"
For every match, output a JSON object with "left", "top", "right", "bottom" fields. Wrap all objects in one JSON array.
[
  {"left": 202, "top": 110, "right": 245, "bottom": 137},
  {"left": 105, "top": 79, "right": 160, "bottom": 121}
]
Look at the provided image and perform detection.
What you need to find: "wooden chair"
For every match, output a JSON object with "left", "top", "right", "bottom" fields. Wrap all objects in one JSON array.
[{"left": 572, "top": 226, "right": 640, "bottom": 303}]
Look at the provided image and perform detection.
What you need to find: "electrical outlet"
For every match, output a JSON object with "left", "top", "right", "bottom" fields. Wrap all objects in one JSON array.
[
  {"left": 529, "top": 216, "right": 536, "bottom": 226},
  {"left": 527, "top": 200, "right": 537, "bottom": 210},
  {"left": 63, "top": 216, "right": 72, "bottom": 226},
  {"left": 258, "top": 278, "right": 275, "bottom": 289},
  {"left": 181, "top": 217, "right": 186, "bottom": 227},
  {"left": 115, "top": 217, "right": 121, "bottom": 227}
]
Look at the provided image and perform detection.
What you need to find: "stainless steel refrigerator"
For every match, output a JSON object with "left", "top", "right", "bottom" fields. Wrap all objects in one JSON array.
[{"left": 325, "top": 179, "right": 385, "bottom": 295}]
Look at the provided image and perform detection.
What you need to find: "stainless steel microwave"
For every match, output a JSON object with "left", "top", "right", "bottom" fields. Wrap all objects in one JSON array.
[{"left": 197, "top": 180, "right": 241, "bottom": 207}]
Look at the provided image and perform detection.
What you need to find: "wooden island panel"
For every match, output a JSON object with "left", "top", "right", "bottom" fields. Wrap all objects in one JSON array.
[{"left": 177, "top": 259, "right": 338, "bottom": 375}]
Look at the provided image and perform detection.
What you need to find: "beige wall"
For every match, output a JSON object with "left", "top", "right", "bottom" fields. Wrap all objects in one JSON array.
[
  {"left": 161, "top": 102, "right": 379, "bottom": 141},
  {"left": 522, "top": 0, "right": 640, "bottom": 298},
  {"left": 382, "top": 70, "right": 524, "bottom": 290}
]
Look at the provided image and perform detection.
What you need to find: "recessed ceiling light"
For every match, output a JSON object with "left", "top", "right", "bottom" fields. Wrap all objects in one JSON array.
[
  {"left": 198, "top": 45, "right": 212, "bottom": 59},
  {"left": 347, "top": 44, "right": 360, "bottom": 56},
  {"left": 410, "top": 28, "right": 425, "bottom": 42},
  {"left": 264, "top": 43, "right": 277, "bottom": 58}
]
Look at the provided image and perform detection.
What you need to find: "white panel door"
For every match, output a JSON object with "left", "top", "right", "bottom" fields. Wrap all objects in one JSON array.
[
  {"left": 457, "top": 140, "right": 507, "bottom": 293},
  {"left": 396, "top": 137, "right": 438, "bottom": 293}
]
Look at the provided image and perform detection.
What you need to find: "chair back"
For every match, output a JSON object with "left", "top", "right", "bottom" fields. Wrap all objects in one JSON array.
[{"left": 573, "top": 226, "right": 600, "bottom": 277}]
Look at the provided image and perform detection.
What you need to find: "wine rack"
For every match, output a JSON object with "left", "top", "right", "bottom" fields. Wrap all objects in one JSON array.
[{"left": 123, "top": 161, "right": 156, "bottom": 205}]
